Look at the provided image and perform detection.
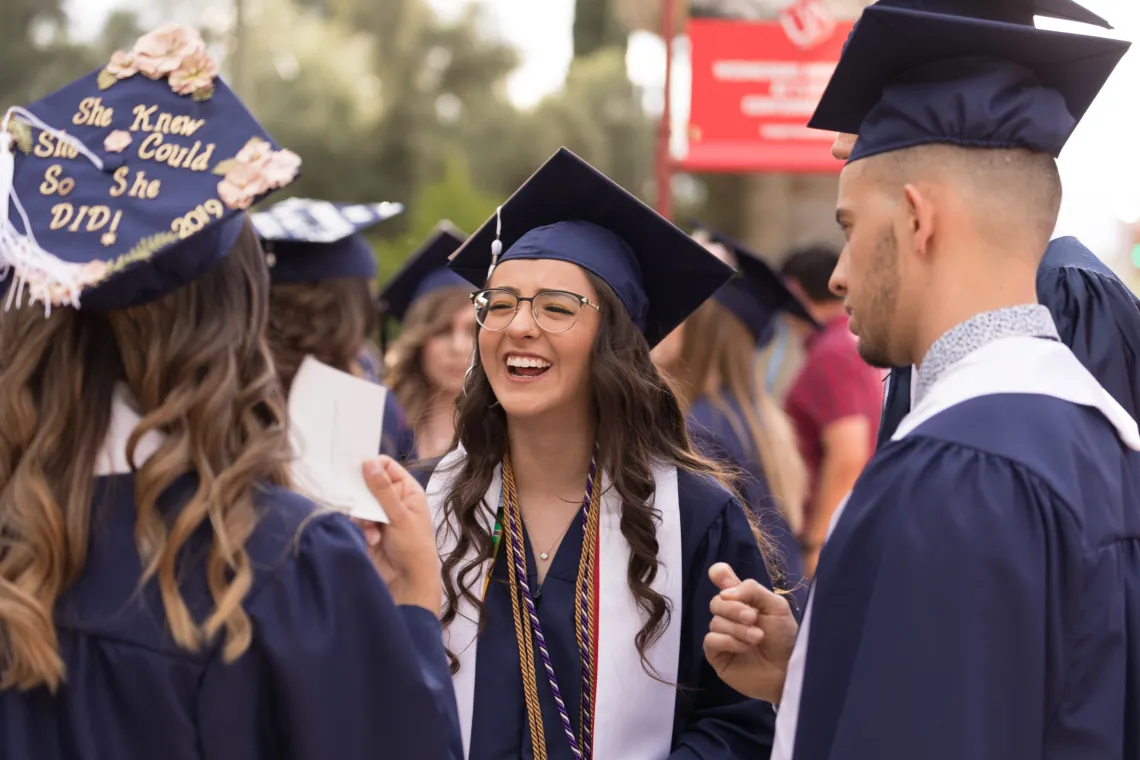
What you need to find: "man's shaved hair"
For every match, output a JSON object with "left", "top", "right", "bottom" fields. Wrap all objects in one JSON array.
[{"left": 864, "top": 144, "right": 1062, "bottom": 255}]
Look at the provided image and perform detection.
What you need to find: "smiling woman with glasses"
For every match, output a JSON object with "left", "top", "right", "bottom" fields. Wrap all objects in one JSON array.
[{"left": 387, "top": 149, "right": 782, "bottom": 759}]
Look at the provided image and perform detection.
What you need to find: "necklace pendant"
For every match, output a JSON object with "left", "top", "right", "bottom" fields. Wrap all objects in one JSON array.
[{"left": 540, "top": 552, "right": 549, "bottom": 560}]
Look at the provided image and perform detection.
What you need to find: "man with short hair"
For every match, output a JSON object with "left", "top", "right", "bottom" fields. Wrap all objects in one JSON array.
[
  {"left": 703, "top": 5, "right": 1140, "bottom": 759},
  {"left": 780, "top": 244, "right": 883, "bottom": 575}
]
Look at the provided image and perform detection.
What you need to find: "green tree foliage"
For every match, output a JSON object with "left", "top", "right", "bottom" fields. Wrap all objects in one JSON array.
[
  {"left": 573, "top": 0, "right": 629, "bottom": 57},
  {"left": 0, "top": 1, "right": 103, "bottom": 111}
]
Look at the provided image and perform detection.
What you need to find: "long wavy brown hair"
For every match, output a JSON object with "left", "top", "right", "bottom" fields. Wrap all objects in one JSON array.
[
  {"left": 267, "top": 276, "right": 377, "bottom": 391},
  {"left": 384, "top": 284, "right": 472, "bottom": 427},
  {"left": 438, "top": 272, "right": 763, "bottom": 675},
  {"left": 671, "top": 300, "right": 807, "bottom": 536},
  {"left": 0, "top": 220, "right": 291, "bottom": 692}
]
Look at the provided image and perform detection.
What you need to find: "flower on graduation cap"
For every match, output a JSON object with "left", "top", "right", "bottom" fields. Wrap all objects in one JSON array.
[
  {"left": 169, "top": 49, "right": 218, "bottom": 100},
  {"left": 214, "top": 137, "right": 302, "bottom": 210},
  {"left": 103, "top": 130, "right": 132, "bottom": 153},
  {"left": 97, "top": 24, "right": 216, "bottom": 101},
  {"left": 132, "top": 24, "right": 206, "bottom": 80}
]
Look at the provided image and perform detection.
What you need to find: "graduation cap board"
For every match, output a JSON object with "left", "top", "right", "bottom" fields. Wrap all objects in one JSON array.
[
  {"left": 448, "top": 148, "right": 734, "bottom": 348},
  {"left": 378, "top": 221, "right": 470, "bottom": 322},
  {"left": 809, "top": 5, "right": 1130, "bottom": 162},
  {"left": 0, "top": 23, "right": 300, "bottom": 313},
  {"left": 691, "top": 223, "right": 821, "bottom": 344},
  {"left": 250, "top": 197, "right": 403, "bottom": 283},
  {"left": 871, "top": 0, "right": 1111, "bottom": 28}
]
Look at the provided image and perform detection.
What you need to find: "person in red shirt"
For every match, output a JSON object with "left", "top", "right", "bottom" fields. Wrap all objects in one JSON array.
[{"left": 781, "top": 244, "right": 883, "bottom": 575}]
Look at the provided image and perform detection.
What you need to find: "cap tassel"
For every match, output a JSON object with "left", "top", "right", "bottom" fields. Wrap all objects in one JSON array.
[
  {"left": 486, "top": 205, "right": 503, "bottom": 280},
  {"left": 1, "top": 107, "right": 107, "bottom": 316}
]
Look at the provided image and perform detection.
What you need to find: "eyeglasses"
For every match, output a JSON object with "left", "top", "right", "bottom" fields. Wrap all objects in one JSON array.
[{"left": 471, "top": 288, "right": 601, "bottom": 334}]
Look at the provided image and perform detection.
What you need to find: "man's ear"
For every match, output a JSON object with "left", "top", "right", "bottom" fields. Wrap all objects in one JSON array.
[{"left": 903, "top": 183, "right": 936, "bottom": 260}]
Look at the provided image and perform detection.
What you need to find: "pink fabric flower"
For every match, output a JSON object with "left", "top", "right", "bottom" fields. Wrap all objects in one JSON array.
[
  {"left": 105, "top": 50, "right": 138, "bottom": 79},
  {"left": 132, "top": 23, "right": 206, "bottom": 80},
  {"left": 169, "top": 49, "right": 218, "bottom": 96},
  {"left": 103, "top": 130, "right": 132, "bottom": 153},
  {"left": 235, "top": 138, "right": 273, "bottom": 166},
  {"left": 260, "top": 149, "right": 301, "bottom": 188},
  {"left": 218, "top": 163, "right": 271, "bottom": 210}
]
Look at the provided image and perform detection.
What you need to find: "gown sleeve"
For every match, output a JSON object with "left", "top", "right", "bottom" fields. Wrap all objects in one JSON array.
[
  {"left": 670, "top": 496, "right": 777, "bottom": 759},
  {"left": 1039, "top": 263, "right": 1140, "bottom": 421},
  {"left": 811, "top": 443, "right": 1076, "bottom": 760},
  {"left": 196, "top": 512, "right": 461, "bottom": 760}
]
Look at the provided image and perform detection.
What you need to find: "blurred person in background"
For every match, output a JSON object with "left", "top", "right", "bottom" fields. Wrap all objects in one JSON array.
[
  {"left": 0, "top": 30, "right": 459, "bottom": 759},
  {"left": 253, "top": 198, "right": 416, "bottom": 462},
  {"left": 381, "top": 222, "right": 476, "bottom": 462},
  {"left": 781, "top": 244, "right": 883, "bottom": 575},
  {"left": 661, "top": 228, "right": 815, "bottom": 611}
]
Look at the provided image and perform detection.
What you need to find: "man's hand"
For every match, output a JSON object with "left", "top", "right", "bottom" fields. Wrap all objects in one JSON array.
[
  {"left": 703, "top": 562, "right": 799, "bottom": 704},
  {"left": 357, "top": 455, "right": 442, "bottom": 617}
]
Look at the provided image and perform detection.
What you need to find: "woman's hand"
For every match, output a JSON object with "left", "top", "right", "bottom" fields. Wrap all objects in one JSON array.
[{"left": 357, "top": 456, "right": 442, "bottom": 617}]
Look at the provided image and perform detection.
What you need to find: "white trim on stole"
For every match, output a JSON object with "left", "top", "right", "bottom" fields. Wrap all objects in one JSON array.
[
  {"left": 428, "top": 445, "right": 685, "bottom": 760},
  {"left": 772, "top": 336, "right": 1140, "bottom": 760}
]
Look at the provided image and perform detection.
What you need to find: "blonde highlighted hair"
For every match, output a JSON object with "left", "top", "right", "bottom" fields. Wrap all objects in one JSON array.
[
  {"left": 0, "top": 220, "right": 292, "bottom": 691},
  {"left": 672, "top": 299, "right": 806, "bottom": 535}
]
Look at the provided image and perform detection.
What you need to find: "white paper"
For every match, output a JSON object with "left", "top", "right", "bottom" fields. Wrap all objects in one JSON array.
[{"left": 287, "top": 355, "right": 389, "bottom": 523}]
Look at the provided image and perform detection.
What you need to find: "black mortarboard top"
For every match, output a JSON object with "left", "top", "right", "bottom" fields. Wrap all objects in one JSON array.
[
  {"left": 378, "top": 221, "right": 471, "bottom": 322},
  {"left": 810, "top": 5, "right": 1130, "bottom": 162},
  {"left": 448, "top": 148, "right": 733, "bottom": 348},
  {"left": 250, "top": 197, "right": 402, "bottom": 284},
  {"left": 0, "top": 23, "right": 300, "bottom": 313},
  {"left": 692, "top": 223, "right": 821, "bottom": 344}
]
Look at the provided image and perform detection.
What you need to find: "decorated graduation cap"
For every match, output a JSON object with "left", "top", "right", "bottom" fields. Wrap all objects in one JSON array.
[
  {"left": 692, "top": 223, "right": 820, "bottom": 345},
  {"left": 250, "top": 197, "right": 402, "bottom": 284},
  {"left": 378, "top": 221, "right": 469, "bottom": 322},
  {"left": 0, "top": 24, "right": 300, "bottom": 313},
  {"left": 810, "top": 4, "right": 1130, "bottom": 163},
  {"left": 448, "top": 148, "right": 733, "bottom": 347}
]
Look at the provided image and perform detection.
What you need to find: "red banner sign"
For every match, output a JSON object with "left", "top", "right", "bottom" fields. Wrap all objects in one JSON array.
[{"left": 683, "top": 14, "right": 854, "bottom": 174}]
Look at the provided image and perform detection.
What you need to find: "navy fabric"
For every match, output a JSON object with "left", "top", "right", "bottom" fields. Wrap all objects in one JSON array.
[
  {"left": 810, "top": 5, "right": 1129, "bottom": 161},
  {"left": 251, "top": 198, "right": 403, "bottom": 284},
  {"left": 449, "top": 148, "right": 733, "bottom": 347},
  {"left": 379, "top": 222, "right": 469, "bottom": 322},
  {"left": 871, "top": 0, "right": 1111, "bottom": 27},
  {"left": 3, "top": 55, "right": 298, "bottom": 311},
  {"left": 687, "top": 394, "right": 809, "bottom": 613},
  {"left": 0, "top": 474, "right": 462, "bottom": 759},
  {"left": 797, "top": 393, "right": 1140, "bottom": 759}
]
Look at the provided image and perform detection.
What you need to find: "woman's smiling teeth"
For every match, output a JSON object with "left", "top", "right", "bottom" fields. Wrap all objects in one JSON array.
[{"left": 506, "top": 354, "right": 552, "bottom": 378}]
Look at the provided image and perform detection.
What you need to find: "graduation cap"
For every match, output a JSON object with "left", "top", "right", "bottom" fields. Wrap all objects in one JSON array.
[
  {"left": 0, "top": 24, "right": 300, "bottom": 313},
  {"left": 378, "top": 221, "right": 470, "bottom": 322},
  {"left": 691, "top": 223, "right": 820, "bottom": 345},
  {"left": 250, "top": 197, "right": 403, "bottom": 284},
  {"left": 810, "top": 5, "right": 1130, "bottom": 162},
  {"left": 448, "top": 148, "right": 733, "bottom": 348},
  {"left": 871, "top": 0, "right": 1111, "bottom": 28}
]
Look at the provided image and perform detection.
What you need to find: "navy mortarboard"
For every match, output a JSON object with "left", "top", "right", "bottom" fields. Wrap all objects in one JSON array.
[
  {"left": 448, "top": 148, "right": 734, "bottom": 348},
  {"left": 871, "top": 0, "right": 1110, "bottom": 27},
  {"left": 812, "top": 4, "right": 1129, "bottom": 163},
  {"left": 250, "top": 197, "right": 403, "bottom": 283},
  {"left": 378, "top": 221, "right": 469, "bottom": 323},
  {"left": 0, "top": 23, "right": 300, "bottom": 313},
  {"left": 692, "top": 223, "right": 820, "bottom": 344}
]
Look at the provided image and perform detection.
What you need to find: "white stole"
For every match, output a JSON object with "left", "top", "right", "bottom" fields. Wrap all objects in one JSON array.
[
  {"left": 94, "top": 384, "right": 167, "bottom": 476},
  {"left": 772, "top": 336, "right": 1140, "bottom": 760},
  {"left": 427, "top": 445, "right": 684, "bottom": 760}
]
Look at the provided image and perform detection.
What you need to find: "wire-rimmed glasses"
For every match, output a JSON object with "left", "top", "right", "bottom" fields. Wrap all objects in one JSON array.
[{"left": 471, "top": 288, "right": 601, "bottom": 334}]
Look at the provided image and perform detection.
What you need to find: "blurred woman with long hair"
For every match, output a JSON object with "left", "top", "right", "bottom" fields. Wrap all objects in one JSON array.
[
  {"left": 657, "top": 231, "right": 816, "bottom": 609},
  {"left": 253, "top": 198, "right": 416, "bottom": 462},
  {"left": 421, "top": 149, "right": 779, "bottom": 759},
  {"left": 380, "top": 223, "right": 476, "bottom": 461},
  {"left": 0, "top": 42, "right": 458, "bottom": 759}
]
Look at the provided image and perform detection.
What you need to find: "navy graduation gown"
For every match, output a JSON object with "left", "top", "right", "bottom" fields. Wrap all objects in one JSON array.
[
  {"left": 686, "top": 395, "right": 807, "bottom": 612},
  {"left": 452, "top": 468, "right": 776, "bottom": 759},
  {"left": 0, "top": 474, "right": 461, "bottom": 760},
  {"left": 878, "top": 237, "right": 1140, "bottom": 444},
  {"left": 797, "top": 394, "right": 1140, "bottom": 760},
  {"left": 355, "top": 347, "right": 417, "bottom": 463}
]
